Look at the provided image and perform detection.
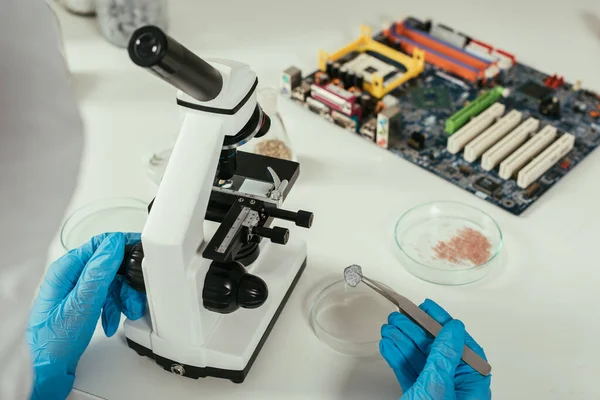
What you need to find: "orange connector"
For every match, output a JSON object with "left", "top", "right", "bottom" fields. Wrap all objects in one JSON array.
[
  {"left": 544, "top": 74, "right": 564, "bottom": 89},
  {"left": 385, "top": 22, "right": 488, "bottom": 82}
]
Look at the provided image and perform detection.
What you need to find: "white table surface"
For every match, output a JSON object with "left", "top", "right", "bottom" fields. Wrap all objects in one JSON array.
[{"left": 51, "top": 1, "right": 600, "bottom": 399}]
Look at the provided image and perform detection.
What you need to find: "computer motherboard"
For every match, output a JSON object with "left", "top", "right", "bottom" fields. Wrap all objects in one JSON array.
[{"left": 281, "top": 17, "right": 600, "bottom": 215}]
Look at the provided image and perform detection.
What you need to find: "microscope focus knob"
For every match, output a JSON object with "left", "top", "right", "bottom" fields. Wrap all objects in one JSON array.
[
  {"left": 238, "top": 274, "right": 269, "bottom": 309},
  {"left": 118, "top": 243, "right": 146, "bottom": 293},
  {"left": 203, "top": 261, "right": 268, "bottom": 314},
  {"left": 267, "top": 208, "right": 314, "bottom": 228},
  {"left": 253, "top": 226, "right": 289, "bottom": 245}
]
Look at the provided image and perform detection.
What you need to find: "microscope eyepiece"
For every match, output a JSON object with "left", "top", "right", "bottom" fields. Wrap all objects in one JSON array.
[
  {"left": 129, "top": 26, "right": 167, "bottom": 67},
  {"left": 128, "top": 25, "right": 223, "bottom": 102}
]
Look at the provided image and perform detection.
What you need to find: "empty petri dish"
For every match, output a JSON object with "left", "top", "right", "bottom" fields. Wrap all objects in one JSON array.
[
  {"left": 310, "top": 279, "right": 396, "bottom": 357},
  {"left": 394, "top": 201, "right": 503, "bottom": 286},
  {"left": 60, "top": 198, "right": 148, "bottom": 251}
]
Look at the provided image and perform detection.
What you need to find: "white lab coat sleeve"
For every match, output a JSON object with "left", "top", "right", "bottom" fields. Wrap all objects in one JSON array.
[{"left": 0, "top": 1, "right": 83, "bottom": 398}]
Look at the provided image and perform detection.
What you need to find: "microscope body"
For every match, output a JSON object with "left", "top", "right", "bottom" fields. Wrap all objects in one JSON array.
[{"left": 121, "top": 27, "right": 311, "bottom": 383}]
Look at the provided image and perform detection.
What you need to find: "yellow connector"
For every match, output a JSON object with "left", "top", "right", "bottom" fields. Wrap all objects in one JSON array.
[{"left": 318, "top": 25, "right": 425, "bottom": 98}]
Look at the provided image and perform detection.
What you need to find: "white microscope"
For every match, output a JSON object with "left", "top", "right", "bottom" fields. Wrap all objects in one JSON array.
[{"left": 118, "top": 26, "right": 313, "bottom": 383}]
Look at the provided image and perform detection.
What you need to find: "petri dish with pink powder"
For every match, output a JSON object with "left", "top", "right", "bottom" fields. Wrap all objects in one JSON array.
[{"left": 394, "top": 201, "right": 503, "bottom": 285}]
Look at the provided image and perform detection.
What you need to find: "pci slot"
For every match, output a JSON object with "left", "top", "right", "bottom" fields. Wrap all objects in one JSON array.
[
  {"left": 464, "top": 110, "right": 522, "bottom": 162},
  {"left": 498, "top": 125, "right": 557, "bottom": 179},
  {"left": 481, "top": 117, "right": 539, "bottom": 171},
  {"left": 517, "top": 133, "right": 575, "bottom": 188},
  {"left": 445, "top": 87, "right": 504, "bottom": 134},
  {"left": 447, "top": 103, "right": 505, "bottom": 154}
]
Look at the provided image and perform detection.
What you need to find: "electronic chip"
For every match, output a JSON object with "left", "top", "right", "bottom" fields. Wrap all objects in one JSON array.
[
  {"left": 411, "top": 87, "right": 451, "bottom": 109},
  {"left": 473, "top": 177, "right": 500, "bottom": 195},
  {"left": 408, "top": 132, "right": 426, "bottom": 150},
  {"left": 525, "top": 182, "right": 542, "bottom": 198},
  {"left": 518, "top": 81, "right": 553, "bottom": 100},
  {"left": 459, "top": 165, "right": 472, "bottom": 176},
  {"left": 543, "top": 169, "right": 560, "bottom": 182}
]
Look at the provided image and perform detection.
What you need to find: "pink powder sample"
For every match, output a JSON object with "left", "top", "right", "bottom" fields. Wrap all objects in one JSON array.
[{"left": 433, "top": 227, "right": 492, "bottom": 266}]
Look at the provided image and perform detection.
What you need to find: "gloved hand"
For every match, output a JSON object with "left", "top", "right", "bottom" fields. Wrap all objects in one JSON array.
[
  {"left": 380, "top": 299, "right": 491, "bottom": 400},
  {"left": 26, "top": 232, "right": 147, "bottom": 400}
]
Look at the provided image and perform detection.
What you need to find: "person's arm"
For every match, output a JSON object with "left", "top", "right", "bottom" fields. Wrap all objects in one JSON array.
[
  {"left": 380, "top": 299, "right": 491, "bottom": 399},
  {"left": 28, "top": 233, "right": 147, "bottom": 399},
  {"left": 0, "top": 1, "right": 82, "bottom": 398}
]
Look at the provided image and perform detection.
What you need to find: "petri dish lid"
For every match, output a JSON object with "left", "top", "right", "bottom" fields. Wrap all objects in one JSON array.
[
  {"left": 60, "top": 198, "right": 148, "bottom": 251},
  {"left": 310, "top": 279, "right": 396, "bottom": 357}
]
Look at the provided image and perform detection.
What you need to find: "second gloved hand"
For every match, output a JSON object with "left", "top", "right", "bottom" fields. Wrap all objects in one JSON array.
[
  {"left": 27, "top": 233, "right": 147, "bottom": 400},
  {"left": 380, "top": 299, "right": 491, "bottom": 400}
]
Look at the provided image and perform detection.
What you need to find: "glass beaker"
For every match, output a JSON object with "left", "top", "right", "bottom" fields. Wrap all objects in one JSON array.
[
  {"left": 243, "top": 87, "right": 296, "bottom": 161},
  {"left": 96, "top": 0, "right": 168, "bottom": 47}
]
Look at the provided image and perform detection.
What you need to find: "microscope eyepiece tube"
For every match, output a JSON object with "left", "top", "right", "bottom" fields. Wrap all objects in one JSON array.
[{"left": 128, "top": 25, "right": 223, "bottom": 102}]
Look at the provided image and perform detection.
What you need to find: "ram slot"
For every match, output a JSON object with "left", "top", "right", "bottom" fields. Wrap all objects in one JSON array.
[
  {"left": 447, "top": 103, "right": 505, "bottom": 154},
  {"left": 481, "top": 117, "right": 539, "bottom": 171},
  {"left": 498, "top": 125, "right": 557, "bottom": 179},
  {"left": 517, "top": 133, "right": 575, "bottom": 188},
  {"left": 463, "top": 110, "right": 522, "bottom": 162}
]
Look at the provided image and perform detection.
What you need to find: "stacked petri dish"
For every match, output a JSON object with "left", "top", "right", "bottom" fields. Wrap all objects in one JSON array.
[{"left": 61, "top": 198, "right": 148, "bottom": 251}]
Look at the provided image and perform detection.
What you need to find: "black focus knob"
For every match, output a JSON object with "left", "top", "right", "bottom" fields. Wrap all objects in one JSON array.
[
  {"left": 254, "top": 226, "right": 289, "bottom": 245},
  {"left": 238, "top": 274, "right": 268, "bottom": 309},
  {"left": 118, "top": 243, "right": 145, "bottom": 292},
  {"left": 295, "top": 210, "right": 314, "bottom": 228},
  {"left": 203, "top": 261, "right": 268, "bottom": 314},
  {"left": 267, "top": 208, "right": 314, "bottom": 229}
]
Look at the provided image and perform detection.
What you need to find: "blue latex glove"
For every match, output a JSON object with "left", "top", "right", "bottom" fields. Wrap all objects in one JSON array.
[
  {"left": 380, "top": 299, "right": 491, "bottom": 400},
  {"left": 27, "top": 232, "right": 147, "bottom": 400}
]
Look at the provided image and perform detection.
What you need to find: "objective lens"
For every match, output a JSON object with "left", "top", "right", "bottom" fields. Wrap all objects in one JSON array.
[{"left": 255, "top": 114, "right": 271, "bottom": 138}]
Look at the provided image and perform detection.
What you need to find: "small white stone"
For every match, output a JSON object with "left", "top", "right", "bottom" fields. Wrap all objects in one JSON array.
[{"left": 344, "top": 265, "right": 363, "bottom": 287}]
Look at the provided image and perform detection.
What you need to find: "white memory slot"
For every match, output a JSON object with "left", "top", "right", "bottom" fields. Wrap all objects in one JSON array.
[
  {"left": 498, "top": 125, "right": 557, "bottom": 179},
  {"left": 465, "top": 42, "right": 496, "bottom": 63},
  {"left": 517, "top": 133, "right": 575, "bottom": 188},
  {"left": 447, "top": 103, "right": 505, "bottom": 154},
  {"left": 464, "top": 109, "right": 522, "bottom": 162},
  {"left": 481, "top": 117, "right": 539, "bottom": 171}
]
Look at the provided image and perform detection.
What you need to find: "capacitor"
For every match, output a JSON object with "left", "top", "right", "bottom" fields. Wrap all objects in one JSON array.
[
  {"left": 360, "top": 93, "right": 373, "bottom": 114},
  {"left": 331, "top": 62, "right": 341, "bottom": 79},
  {"left": 354, "top": 73, "right": 364, "bottom": 90},
  {"left": 316, "top": 72, "right": 331, "bottom": 86},
  {"left": 326, "top": 60, "right": 334, "bottom": 77},
  {"left": 339, "top": 67, "right": 348, "bottom": 87},
  {"left": 360, "top": 93, "right": 371, "bottom": 107},
  {"left": 345, "top": 70, "right": 356, "bottom": 89}
]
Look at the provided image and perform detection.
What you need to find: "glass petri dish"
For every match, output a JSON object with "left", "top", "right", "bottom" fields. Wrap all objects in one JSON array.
[
  {"left": 394, "top": 201, "right": 503, "bottom": 286},
  {"left": 60, "top": 198, "right": 148, "bottom": 251},
  {"left": 310, "top": 279, "right": 396, "bottom": 357}
]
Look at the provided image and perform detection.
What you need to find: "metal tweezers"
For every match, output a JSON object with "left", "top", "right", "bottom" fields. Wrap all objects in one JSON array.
[{"left": 360, "top": 274, "right": 492, "bottom": 376}]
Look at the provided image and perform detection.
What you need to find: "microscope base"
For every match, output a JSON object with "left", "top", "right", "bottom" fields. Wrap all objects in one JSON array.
[{"left": 125, "top": 257, "right": 307, "bottom": 383}]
